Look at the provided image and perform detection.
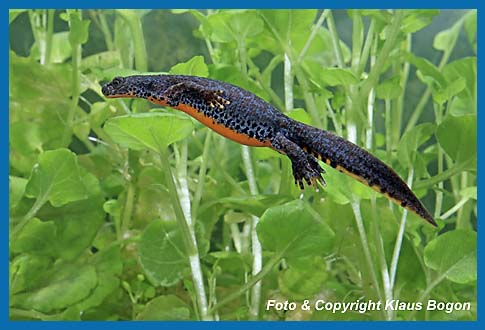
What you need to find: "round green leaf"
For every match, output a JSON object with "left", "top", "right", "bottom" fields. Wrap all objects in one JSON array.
[
  {"left": 401, "top": 10, "right": 439, "bottom": 33},
  {"left": 11, "top": 263, "right": 97, "bottom": 313},
  {"left": 138, "top": 219, "right": 188, "bottom": 287},
  {"left": 9, "top": 176, "right": 28, "bottom": 209},
  {"left": 207, "top": 11, "right": 264, "bottom": 43},
  {"left": 25, "top": 148, "right": 89, "bottom": 207},
  {"left": 436, "top": 115, "right": 476, "bottom": 169},
  {"left": 424, "top": 229, "right": 476, "bottom": 284},
  {"left": 169, "top": 55, "right": 208, "bottom": 77},
  {"left": 10, "top": 218, "right": 57, "bottom": 256},
  {"left": 104, "top": 112, "right": 194, "bottom": 152},
  {"left": 279, "top": 257, "right": 328, "bottom": 300},
  {"left": 433, "top": 18, "right": 462, "bottom": 52},
  {"left": 256, "top": 200, "right": 335, "bottom": 259},
  {"left": 376, "top": 76, "right": 403, "bottom": 100},
  {"left": 320, "top": 68, "right": 358, "bottom": 86},
  {"left": 136, "top": 295, "right": 191, "bottom": 320},
  {"left": 397, "top": 123, "right": 435, "bottom": 169}
]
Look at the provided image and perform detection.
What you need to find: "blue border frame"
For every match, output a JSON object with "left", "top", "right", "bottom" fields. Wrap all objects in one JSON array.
[{"left": 5, "top": 0, "right": 481, "bottom": 328}]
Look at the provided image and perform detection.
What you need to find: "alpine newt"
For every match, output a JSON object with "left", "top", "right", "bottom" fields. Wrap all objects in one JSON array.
[{"left": 102, "top": 74, "right": 436, "bottom": 226}]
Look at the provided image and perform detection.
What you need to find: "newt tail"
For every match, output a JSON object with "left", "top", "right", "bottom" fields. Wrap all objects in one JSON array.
[{"left": 102, "top": 74, "right": 436, "bottom": 226}]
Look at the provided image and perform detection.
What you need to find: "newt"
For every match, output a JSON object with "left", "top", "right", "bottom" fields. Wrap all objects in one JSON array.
[{"left": 102, "top": 74, "right": 436, "bottom": 226}]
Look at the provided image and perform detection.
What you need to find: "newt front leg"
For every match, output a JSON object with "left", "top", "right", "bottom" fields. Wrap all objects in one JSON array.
[{"left": 163, "top": 81, "right": 230, "bottom": 110}]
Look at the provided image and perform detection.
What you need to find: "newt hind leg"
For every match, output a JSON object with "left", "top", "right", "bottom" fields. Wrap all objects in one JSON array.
[{"left": 271, "top": 132, "right": 326, "bottom": 189}]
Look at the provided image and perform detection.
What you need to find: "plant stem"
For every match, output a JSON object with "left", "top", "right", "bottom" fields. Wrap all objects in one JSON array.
[
  {"left": 350, "top": 200, "right": 383, "bottom": 303},
  {"left": 385, "top": 99, "right": 392, "bottom": 160},
  {"left": 294, "top": 67, "right": 322, "bottom": 127},
  {"left": 440, "top": 197, "right": 470, "bottom": 220},
  {"left": 404, "top": 17, "right": 463, "bottom": 134},
  {"left": 278, "top": 52, "right": 294, "bottom": 195},
  {"left": 283, "top": 53, "right": 293, "bottom": 111},
  {"left": 192, "top": 131, "right": 212, "bottom": 218},
  {"left": 326, "top": 11, "right": 345, "bottom": 68},
  {"left": 360, "top": 10, "right": 404, "bottom": 100},
  {"left": 350, "top": 11, "right": 364, "bottom": 72},
  {"left": 62, "top": 10, "right": 82, "bottom": 147},
  {"left": 366, "top": 88, "right": 376, "bottom": 150},
  {"left": 44, "top": 9, "right": 55, "bottom": 65},
  {"left": 118, "top": 10, "right": 148, "bottom": 71},
  {"left": 434, "top": 103, "right": 444, "bottom": 219},
  {"left": 321, "top": 101, "right": 338, "bottom": 137},
  {"left": 370, "top": 197, "right": 392, "bottom": 320},
  {"left": 413, "top": 159, "right": 472, "bottom": 190},
  {"left": 389, "top": 168, "right": 414, "bottom": 288},
  {"left": 241, "top": 146, "right": 262, "bottom": 320},
  {"left": 407, "top": 263, "right": 464, "bottom": 320},
  {"left": 393, "top": 33, "right": 411, "bottom": 147},
  {"left": 98, "top": 11, "right": 115, "bottom": 51},
  {"left": 10, "top": 196, "right": 47, "bottom": 240},
  {"left": 208, "top": 251, "right": 283, "bottom": 314},
  {"left": 357, "top": 19, "right": 375, "bottom": 77},
  {"left": 297, "top": 10, "right": 329, "bottom": 65},
  {"left": 120, "top": 180, "right": 135, "bottom": 237},
  {"left": 158, "top": 147, "right": 212, "bottom": 320},
  {"left": 247, "top": 56, "right": 285, "bottom": 110}
]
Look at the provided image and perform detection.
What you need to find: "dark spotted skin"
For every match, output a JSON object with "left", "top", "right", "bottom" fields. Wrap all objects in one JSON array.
[{"left": 102, "top": 75, "right": 436, "bottom": 226}]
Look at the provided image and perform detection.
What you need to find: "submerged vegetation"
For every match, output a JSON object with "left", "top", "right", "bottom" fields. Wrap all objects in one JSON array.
[{"left": 9, "top": 9, "right": 476, "bottom": 320}]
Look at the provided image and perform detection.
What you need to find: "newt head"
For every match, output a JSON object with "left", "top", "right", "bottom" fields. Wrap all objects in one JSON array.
[
  {"left": 102, "top": 75, "right": 167, "bottom": 100},
  {"left": 102, "top": 76, "right": 133, "bottom": 98}
]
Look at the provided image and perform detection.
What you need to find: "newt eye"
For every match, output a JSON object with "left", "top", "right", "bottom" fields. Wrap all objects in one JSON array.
[{"left": 111, "top": 77, "right": 123, "bottom": 87}]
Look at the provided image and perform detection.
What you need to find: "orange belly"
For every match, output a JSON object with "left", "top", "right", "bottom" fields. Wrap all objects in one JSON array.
[{"left": 149, "top": 97, "right": 271, "bottom": 147}]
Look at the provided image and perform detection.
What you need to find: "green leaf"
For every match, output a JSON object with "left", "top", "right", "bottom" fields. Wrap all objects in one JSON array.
[
  {"left": 404, "top": 52, "right": 447, "bottom": 87},
  {"left": 104, "top": 112, "right": 194, "bottom": 152},
  {"left": 25, "top": 148, "right": 89, "bottom": 207},
  {"left": 449, "top": 97, "right": 475, "bottom": 117},
  {"left": 259, "top": 10, "right": 317, "bottom": 54},
  {"left": 256, "top": 200, "right": 335, "bottom": 259},
  {"left": 74, "top": 246, "right": 123, "bottom": 311},
  {"left": 460, "top": 186, "right": 476, "bottom": 200},
  {"left": 10, "top": 255, "right": 53, "bottom": 296},
  {"left": 169, "top": 55, "right": 209, "bottom": 77},
  {"left": 207, "top": 10, "right": 264, "bottom": 43},
  {"left": 10, "top": 218, "right": 57, "bottom": 256},
  {"left": 432, "top": 77, "right": 466, "bottom": 105},
  {"left": 31, "top": 32, "right": 72, "bottom": 63},
  {"left": 287, "top": 108, "right": 313, "bottom": 126},
  {"left": 279, "top": 256, "right": 328, "bottom": 300},
  {"left": 397, "top": 123, "right": 435, "bottom": 169},
  {"left": 9, "top": 176, "right": 28, "bottom": 209},
  {"left": 213, "top": 194, "right": 292, "bottom": 217},
  {"left": 401, "top": 10, "right": 439, "bottom": 33},
  {"left": 15, "top": 171, "right": 105, "bottom": 260},
  {"left": 80, "top": 51, "right": 121, "bottom": 72},
  {"left": 376, "top": 76, "right": 403, "bottom": 100},
  {"left": 463, "top": 10, "right": 477, "bottom": 52},
  {"left": 424, "top": 229, "right": 476, "bottom": 284},
  {"left": 319, "top": 68, "right": 358, "bottom": 86},
  {"left": 433, "top": 17, "right": 463, "bottom": 52},
  {"left": 436, "top": 115, "right": 476, "bottom": 169},
  {"left": 9, "top": 9, "right": 26, "bottom": 24},
  {"left": 210, "top": 65, "right": 269, "bottom": 100},
  {"left": 138, "top": 219, "right": 188, "bottom": 287},
  {"left": 68, "top": 12, "right": 90, "bottom": 45},
  {"left": 442, "top": 57, "right": 476, "bottom": 101},
  {"left": 136, "top": 295, "right": 191, "bottom": 320},
  {"left": 11, "top": 263, "right": 98, "bottom": 313}
]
